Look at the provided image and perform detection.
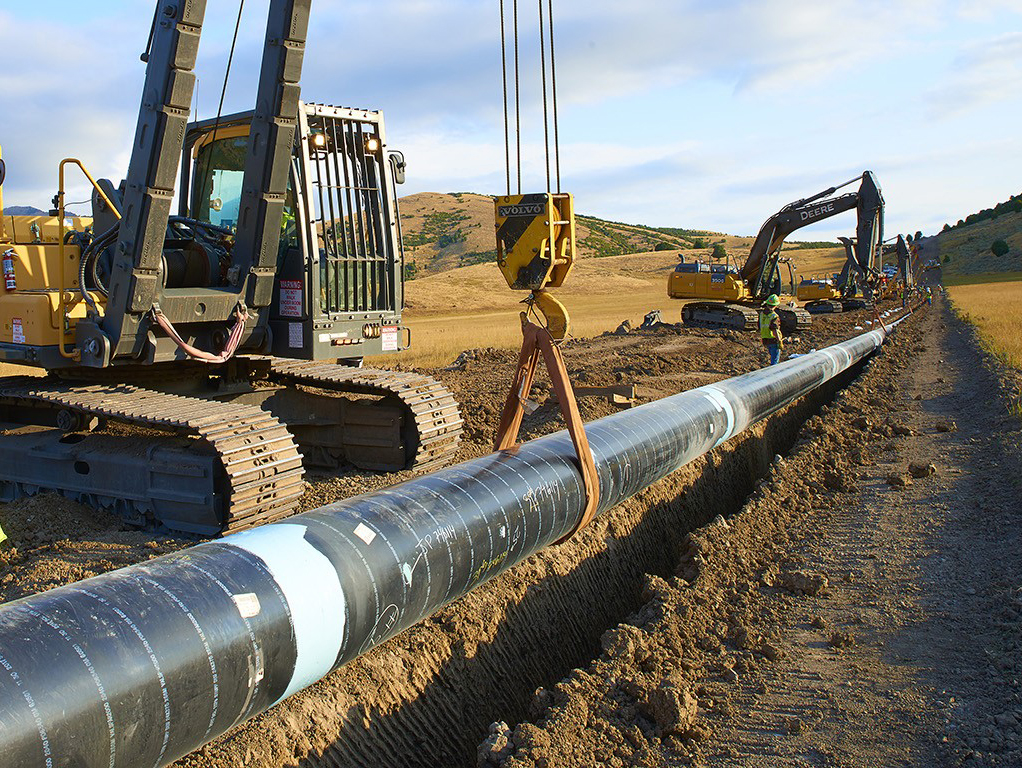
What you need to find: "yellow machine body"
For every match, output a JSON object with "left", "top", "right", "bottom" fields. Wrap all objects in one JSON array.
[
  {"left": 0, "top": 212, "right": 98, "bottom": 349},
  {"left": 796, "top": 277, "right": 840, "bottom": 302},
  {"left": 667, "top": 267, "right": 749, "bottom": 302},
  {"left": 495, "top": 193, "right": 575, "bottom": 291}
]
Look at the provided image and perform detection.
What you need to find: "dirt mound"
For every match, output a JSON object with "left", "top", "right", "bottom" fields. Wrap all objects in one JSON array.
[{"left": 0, "top": 493, "right": 187, "bottom": 603}]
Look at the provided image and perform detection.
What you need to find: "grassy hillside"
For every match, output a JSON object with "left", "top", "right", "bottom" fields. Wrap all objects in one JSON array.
[
  {"left": 949, "top": 280, "right": 1022, "bottom": 371},
  {"left": 917, "top": 193, "right": 1022, "bottom": 279},
  {"left": 398, "top": 191, "right": 844, "bottom": 280}
]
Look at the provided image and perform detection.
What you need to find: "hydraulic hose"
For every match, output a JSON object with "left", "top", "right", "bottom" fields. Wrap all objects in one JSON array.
[{"left": 0, "top": 316, "right": 907, "bottom": 767}]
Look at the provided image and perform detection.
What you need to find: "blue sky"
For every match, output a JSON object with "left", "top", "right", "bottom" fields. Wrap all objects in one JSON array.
[{"left": 2, "top": 0, "right": 1020, "bottom": 239}]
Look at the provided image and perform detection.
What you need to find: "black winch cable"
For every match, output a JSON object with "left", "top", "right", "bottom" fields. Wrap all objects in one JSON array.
[{"left": 499, "top": 0, "right": 563, "bottom": 194}]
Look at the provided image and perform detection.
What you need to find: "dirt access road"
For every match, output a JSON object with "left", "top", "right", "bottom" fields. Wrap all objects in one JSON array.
[{"left": 483, "top": 300, "right": 1022, "bottom": 768}]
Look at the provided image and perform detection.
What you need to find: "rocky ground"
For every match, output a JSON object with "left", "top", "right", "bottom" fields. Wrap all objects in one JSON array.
[{"left": 4, "top": 298, "right": 1016, "bottom": 768}]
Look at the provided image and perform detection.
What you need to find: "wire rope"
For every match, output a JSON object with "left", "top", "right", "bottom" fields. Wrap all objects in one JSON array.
[
  {"left": 547, "top": 0, "right": 561, "bottom": 193},
  {"left": 198, "top": 0, "right": 246, "bottom": 218},
  {"left": 538, "top": 0, "right": 551, "bottom": 194},
  {"left": 499, "top": 0, "right": 511, "bottom": 196}
]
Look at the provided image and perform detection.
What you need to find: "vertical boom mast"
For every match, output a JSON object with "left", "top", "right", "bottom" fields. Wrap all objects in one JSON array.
[{"left": 81, "top": 0, "right": 312, "bottom": 367}]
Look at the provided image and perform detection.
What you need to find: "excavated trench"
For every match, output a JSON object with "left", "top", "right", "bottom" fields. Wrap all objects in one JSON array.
[{"left": 275, "top": 358, "right": 874, "bottom": 768}]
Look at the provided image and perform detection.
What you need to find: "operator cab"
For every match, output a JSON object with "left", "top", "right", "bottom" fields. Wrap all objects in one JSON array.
[
  {"left": 673, "top": 262, "right": 736, "bottom": 274},
  {"left": 178, "top": 102, "right": 408, "bottom": 360}
]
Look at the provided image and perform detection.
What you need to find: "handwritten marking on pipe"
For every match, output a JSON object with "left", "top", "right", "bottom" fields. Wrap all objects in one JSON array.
[{"left": 471, "top": 551, "right": 510, "bottom": 583}]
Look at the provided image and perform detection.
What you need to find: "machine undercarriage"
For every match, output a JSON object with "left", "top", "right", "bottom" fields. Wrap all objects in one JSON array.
[
  {"left": 0, "top": 359, "right": 462, "bottom": 535},
  {"left": 680, "top": 301, "right": 811, "bottom": 334}
]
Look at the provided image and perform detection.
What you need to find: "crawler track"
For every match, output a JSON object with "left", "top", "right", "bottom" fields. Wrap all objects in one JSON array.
[
  {"left": 0, "top": 378, "right": 305, "bottom": 535},
  {"left": 805, "top": 299, "right": 843, "bottom": 314},
  {"left": 682, "top": 301, "right": 760, "bottom": 330},
  {"left": 268, "top": 360, "right": 464, "bottom": 472},
  {"left": 681, "top": 302, "right": 812, "bottom": 334}
]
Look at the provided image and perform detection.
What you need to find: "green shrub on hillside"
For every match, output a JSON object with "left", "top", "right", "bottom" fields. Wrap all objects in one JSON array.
[
  {"left": 991, "top": 239, "right": 1010, "bottom": 257},
  {"left": 788, "top": 241, "right": 841, "bottom": 249},
  {"left": 941, "top": 193, "right": 1022, "bottom": 232},
  {"left": 437, "top": 231, "right": 466, "bottom": 249},
  {"left": 459, "top": 250, "right": 496, "bottom": 267}
]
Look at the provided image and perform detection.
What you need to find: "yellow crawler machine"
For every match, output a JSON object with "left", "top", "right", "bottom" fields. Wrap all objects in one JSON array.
[
  {"left": 671, "top": 171, "right": 885, "bottom": 332},
  {"left": 0, "top": 1, "right": 462, "bottom": 536},
  {"left": 792, "top": 173, "right": 886, "bottom": 313},
  {"left": 669, "top": 253, "right": 806, "bottom": 333},
  {"left": 796, "top": 275, "right": 841, "bottom": 306}
]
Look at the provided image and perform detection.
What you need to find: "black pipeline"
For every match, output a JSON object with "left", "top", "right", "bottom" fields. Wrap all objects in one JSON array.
[{"left": 0, "top": 320, "right": 904, "bottom": 766}]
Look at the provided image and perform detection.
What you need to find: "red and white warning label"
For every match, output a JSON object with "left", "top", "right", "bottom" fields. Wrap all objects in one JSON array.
[
  {"left": 279, "top": 280, "right": 303, "bottom": 318},
  {"left": 11, "top": 318, "right": 24, "bottom": 344},
  {"left": 381, "top": 325, "right": 399, "bottom": 352}
]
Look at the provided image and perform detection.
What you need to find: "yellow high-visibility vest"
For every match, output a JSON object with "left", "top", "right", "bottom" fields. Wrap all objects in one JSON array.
[{"left": 760, "top": 310, "right": 779, "bottom": 341}]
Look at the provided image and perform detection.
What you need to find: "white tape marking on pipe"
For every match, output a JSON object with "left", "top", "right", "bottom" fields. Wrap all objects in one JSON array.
[
  {"left": 821, "top": 348, "right": 841, "bottom": 377},
  {"left": 225, "top": 524, "right": 346, "bottom": 702},
  {"left": 697, "top": 385, "right": 736, "bottom": 447},
  {"left": 353, "top": 522, "right": 377, "bottom": 545},
  {"left": 232, "top": 592, "right": 261, "bottom": 618}
]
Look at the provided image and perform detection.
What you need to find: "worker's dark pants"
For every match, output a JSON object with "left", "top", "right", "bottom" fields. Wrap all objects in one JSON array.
[{"left": 764, "top": 342, "right": 781, "bottom": 366}]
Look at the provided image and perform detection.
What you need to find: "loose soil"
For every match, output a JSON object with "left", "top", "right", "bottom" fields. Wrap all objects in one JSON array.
[
  {"left": 5, "top": 299, "right": 1013, "bottom": 768},
  {"left": 478, "top": 298, "right": 1022, "bottom": 768}
]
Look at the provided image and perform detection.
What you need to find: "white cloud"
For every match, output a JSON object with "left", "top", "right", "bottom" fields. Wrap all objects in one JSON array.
[{"left": 924, "top": 32, "right": 1022, "bottom": 118}]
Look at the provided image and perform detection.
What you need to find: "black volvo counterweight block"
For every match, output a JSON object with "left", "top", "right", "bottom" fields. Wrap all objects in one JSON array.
[{"left": 0, "top": 318, "right": 905, "bottom": 766}]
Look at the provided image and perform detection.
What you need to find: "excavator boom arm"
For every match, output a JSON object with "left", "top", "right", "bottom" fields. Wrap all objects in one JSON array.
[
  {"left": 741, "top": 171, "right": 884, "bottom": 299},
  {"left": 741, "top": 191, "right": 858, "bottom": 295}
]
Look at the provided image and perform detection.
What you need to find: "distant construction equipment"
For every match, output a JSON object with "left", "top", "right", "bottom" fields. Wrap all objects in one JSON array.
[{"left": 668, "top": 171, "right": 885, "bottom": 331}]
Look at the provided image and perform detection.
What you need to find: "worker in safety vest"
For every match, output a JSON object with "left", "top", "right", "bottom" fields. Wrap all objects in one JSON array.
[{"left": 759, "top": 294, "right": 784, "bottom": 366}]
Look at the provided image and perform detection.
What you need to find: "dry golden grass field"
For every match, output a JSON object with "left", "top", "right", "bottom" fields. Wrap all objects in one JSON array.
[
  {"left": 382, "top": 244, "right": 846, "bottom": 368},
  {"left": 948, "top": 277, "right": 1022, "bottom": 369}
]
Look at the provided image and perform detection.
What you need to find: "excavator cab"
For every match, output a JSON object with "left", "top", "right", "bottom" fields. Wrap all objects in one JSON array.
[{"left": 179, "top": 103, "right": 408, "bottom": 361}]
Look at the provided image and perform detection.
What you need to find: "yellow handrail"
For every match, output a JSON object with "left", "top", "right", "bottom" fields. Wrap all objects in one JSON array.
[{"left": 56, "top": 158, "right": 121, "bottom": 360}]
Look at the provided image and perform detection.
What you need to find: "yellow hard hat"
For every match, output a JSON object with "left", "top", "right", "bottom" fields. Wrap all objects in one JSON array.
[{"left": 763, "top": 294, "right": 780, "bottom": 307}]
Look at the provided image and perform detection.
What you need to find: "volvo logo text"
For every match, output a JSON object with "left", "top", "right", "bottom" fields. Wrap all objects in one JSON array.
[{"left": 499, "top": 204, "right": 545, "bottom": 217}]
